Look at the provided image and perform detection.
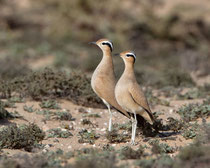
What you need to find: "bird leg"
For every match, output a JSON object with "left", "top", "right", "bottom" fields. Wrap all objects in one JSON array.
[
  {"left": 131, "top": 112, "right": 137, "bottom": 145},
  {"left": 133, "top": 112, "right": 137, "bottom": 140},
  {"left": 107, "top": 104, "right": 112, "bottom": 132},
  {"left": 102, "top": 99, "right": 112, "bottom": 131}
]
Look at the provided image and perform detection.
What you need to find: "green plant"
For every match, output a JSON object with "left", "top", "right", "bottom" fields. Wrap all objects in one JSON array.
[
  {"left": 0, "top": 123, "right": 45, "bottom": 150},
  {"left": 182, "top": 123, "right": 199, "bottom": 140},
  {"left": 39, "top": 100, "right": 61, "bottom": 109},
  {"left": 47, "top": 128, "right": 73, "bottom": 138},
  {"left": 177, "top": 103, "right": 210, "bottom": 121},
  {"left": 0, "top": 100, "right": 19, "bottom": 119},
  {"left": 81, "top": 119, "right": 93, "bottom": 126},
  {"left": 166, "top": 117, "right": 184, "bottom": 132},
  {"left": 9, "top": 97, "right": 24, "bottom": 103},
  {"left": 23, "top": 105, "right": 36, "bottom": 113},
  {"left": 162, "top": 69, "right": 195, "bottom": 88},
  {"left": 105, "top": 129, "right": 130, "bottom": 143},
  {"left": 83, "top": 113, "right": 101, "bottom": 118},
  {"left": 54, "top": 110, "right": 74, "bottom": 121},
  {"left": 119, "top": 146, "right": 144, "bottom": 160},
  {"left": 0, "top": 68, "right": 103, "bottom": 108},
  {"left": 149, "top": 140, "right": 175, "bottom": 154},
  {"left": 78, "top": 129, "right": 99, "bottom": 144},
  {"left": 136, "top": 155, "right": 173, "bottom": 168}
]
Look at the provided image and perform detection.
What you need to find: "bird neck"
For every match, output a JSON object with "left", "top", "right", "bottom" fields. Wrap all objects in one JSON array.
[
  {"left": 123, "top": 62, "right": 135, "bottom": 78},
  {"left": 101, "top": 50, "right": 113, "bottom": 64}
]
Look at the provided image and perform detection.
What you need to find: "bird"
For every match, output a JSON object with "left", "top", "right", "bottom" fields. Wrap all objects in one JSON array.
[
  {"left": 89, "top": 38, "right": 130, "bottom": 131},
  {"left": 115, "top": 50, "right": 154, "bottom": 145}
]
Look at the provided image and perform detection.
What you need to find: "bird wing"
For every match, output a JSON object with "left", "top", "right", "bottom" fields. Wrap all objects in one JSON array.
[
  {"left": 129, "top": 83, "right": 154, "bottom": 121},
  {"left": 93, "top": 75, "right": 130, "bottom": 118}
]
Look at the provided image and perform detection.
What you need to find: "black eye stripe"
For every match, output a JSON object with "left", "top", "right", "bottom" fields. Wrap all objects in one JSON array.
[
  {"left": 126, "top": 54, "right": 136, "bottom": 62},
  {"left": 126, "top": 54, "right": 134, "bottom": 57},
  {"left": 102, "top": 42, "right": 113, "bottom": 52}
]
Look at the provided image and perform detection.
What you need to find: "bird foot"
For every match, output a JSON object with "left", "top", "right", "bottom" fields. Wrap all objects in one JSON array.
[{"left": 130, "top": 140, "right": 137, "bottom": 146}]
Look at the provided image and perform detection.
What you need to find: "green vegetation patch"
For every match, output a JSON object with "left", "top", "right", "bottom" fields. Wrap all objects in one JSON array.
[
  {"left": 106, "top": 129, "right": 130, "bottom": 143},
  {"left": 39, "top": 100, "right": 61, "bottom": 109},
  {"left": 78, "top": 129, "right": 99, "bottom": 144},
  {"left": 0, "top": 68, "right": 103, "bottom": 108},
  {"left": 119, "top": 146, "right": 144, "bottom": 160},
  {"left": 162, "top": 69, "right": 195, "bottom": 88},
  {"left": 177, "top": 101, "right": 210, "bottom": 122},
  {"left": 136, "top": 155, "right": 174, "bottom": 168},
  {"left": 53, "top": 110, "right": 74, "bottom": 121},
  {"left": 0, "top": 100, "right": 21, "bottom": 119},
  {"left": 149, "top": 140, "right": 175, "bottom": 154},
  {"left": 47, "top": 128, "right": 73, "bottom": 138},
  {"left": 182, "top": 123, "right": 200, "bottom": 140},
  {"left": 0, "top": 123, "right": 45, "bottom": 150},
  {"left": 83, "top": 113, "right": 101, "bottom": 118}
]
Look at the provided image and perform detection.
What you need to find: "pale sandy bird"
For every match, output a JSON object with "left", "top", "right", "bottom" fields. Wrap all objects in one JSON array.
[
  {"left": 115, "top": 51, "right": 154, "bottom": 145},
  {"left": 90, "top": 38, "right": 130, "bottom": 131}
]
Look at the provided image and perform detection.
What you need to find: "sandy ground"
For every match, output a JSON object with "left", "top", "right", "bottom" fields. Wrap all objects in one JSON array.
[{"left": 1, "top": 96, "right": 208, "bottom": 158}]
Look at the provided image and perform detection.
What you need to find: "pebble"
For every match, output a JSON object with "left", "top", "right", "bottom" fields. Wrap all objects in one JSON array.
[
  {"left": 42, "top": 149, "right": 48, "bottom": 153},
  {"left": 169, "top": 109, "right": 174, "bottom": 114},
  {"left": 87, "top": 108, "right": 92, "bottom": 113},
  {"left": 72, "top": 121, "right": 76, "bottom": 125},
  {"left": 68, "top": 145, "right": 72, "bottom": 149},
  {"left": 101, "top": 128, "right": 106, "bottom": 132}
]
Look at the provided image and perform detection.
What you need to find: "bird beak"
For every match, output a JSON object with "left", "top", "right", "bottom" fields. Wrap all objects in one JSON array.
[
  {"left": 114, "top": 53, "right": 120, "bottom": 56},
  {"left": 88, "top": 41, "right": 97, "bottom": 45}
]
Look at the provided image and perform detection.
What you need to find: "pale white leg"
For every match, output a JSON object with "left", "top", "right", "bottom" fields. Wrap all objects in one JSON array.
[
  {"left": 133, "top": 112, "right": 137, "bottom": 141},
  {"left": 131, "top": 116, "right": 135, "bottom": 145},
  {"left": 107, "top": 104, "right": 112, "bottom": 132},
  {"left": 131, "top": 112, "right": 137, "bottom": 145},
  {"left": 102, "top": 99, "right": 112, "bottom": 132}
]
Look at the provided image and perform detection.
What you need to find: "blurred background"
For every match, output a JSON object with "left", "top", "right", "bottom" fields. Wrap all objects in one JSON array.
[{"left": 0, "top": 0, "right": 210, "bottom": 87}]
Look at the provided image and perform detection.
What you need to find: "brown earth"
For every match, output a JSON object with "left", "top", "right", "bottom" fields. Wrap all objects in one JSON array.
[{"left": 1, "top": 95, "right": 209, "bottom": 158}]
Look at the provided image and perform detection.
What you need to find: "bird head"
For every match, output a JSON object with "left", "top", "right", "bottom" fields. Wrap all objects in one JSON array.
[
  {"left": 89, "top": 38, "right": 113, "bottom": 53},
  {"left": 119, "top": 50, "right": 136, "bottom": 64}
]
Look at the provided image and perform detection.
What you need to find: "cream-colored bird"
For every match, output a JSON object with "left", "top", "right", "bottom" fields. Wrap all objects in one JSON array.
[
  {"left": 90, "top": 38, "right": 130, "bottom": 131},
  {"left": 115, "top": 51, "right": 154, "bottom": 145}
]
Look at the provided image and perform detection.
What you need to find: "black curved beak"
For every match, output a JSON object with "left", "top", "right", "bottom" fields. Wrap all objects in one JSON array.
[{"left": 88, "top": 42, "right": 97, "bottom": 45}]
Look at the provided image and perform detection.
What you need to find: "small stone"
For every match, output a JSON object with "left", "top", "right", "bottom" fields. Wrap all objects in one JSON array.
[
  {"left": 43, "top": 149, "right": 48, "bottom": 153},
  {"left": 45, "top": 144, "right": 51, "bottom": 148},
  {"left": 169, "top": 109, "right": 174, "bottom": 114},
  {"left": 101, "top": 128, "right": 106, "bottom": 131}
]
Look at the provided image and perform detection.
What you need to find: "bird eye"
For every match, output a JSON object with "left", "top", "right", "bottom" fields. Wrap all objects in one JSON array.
[{"left": 102, "top": 42, "right": 106, "bottom": 45}]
